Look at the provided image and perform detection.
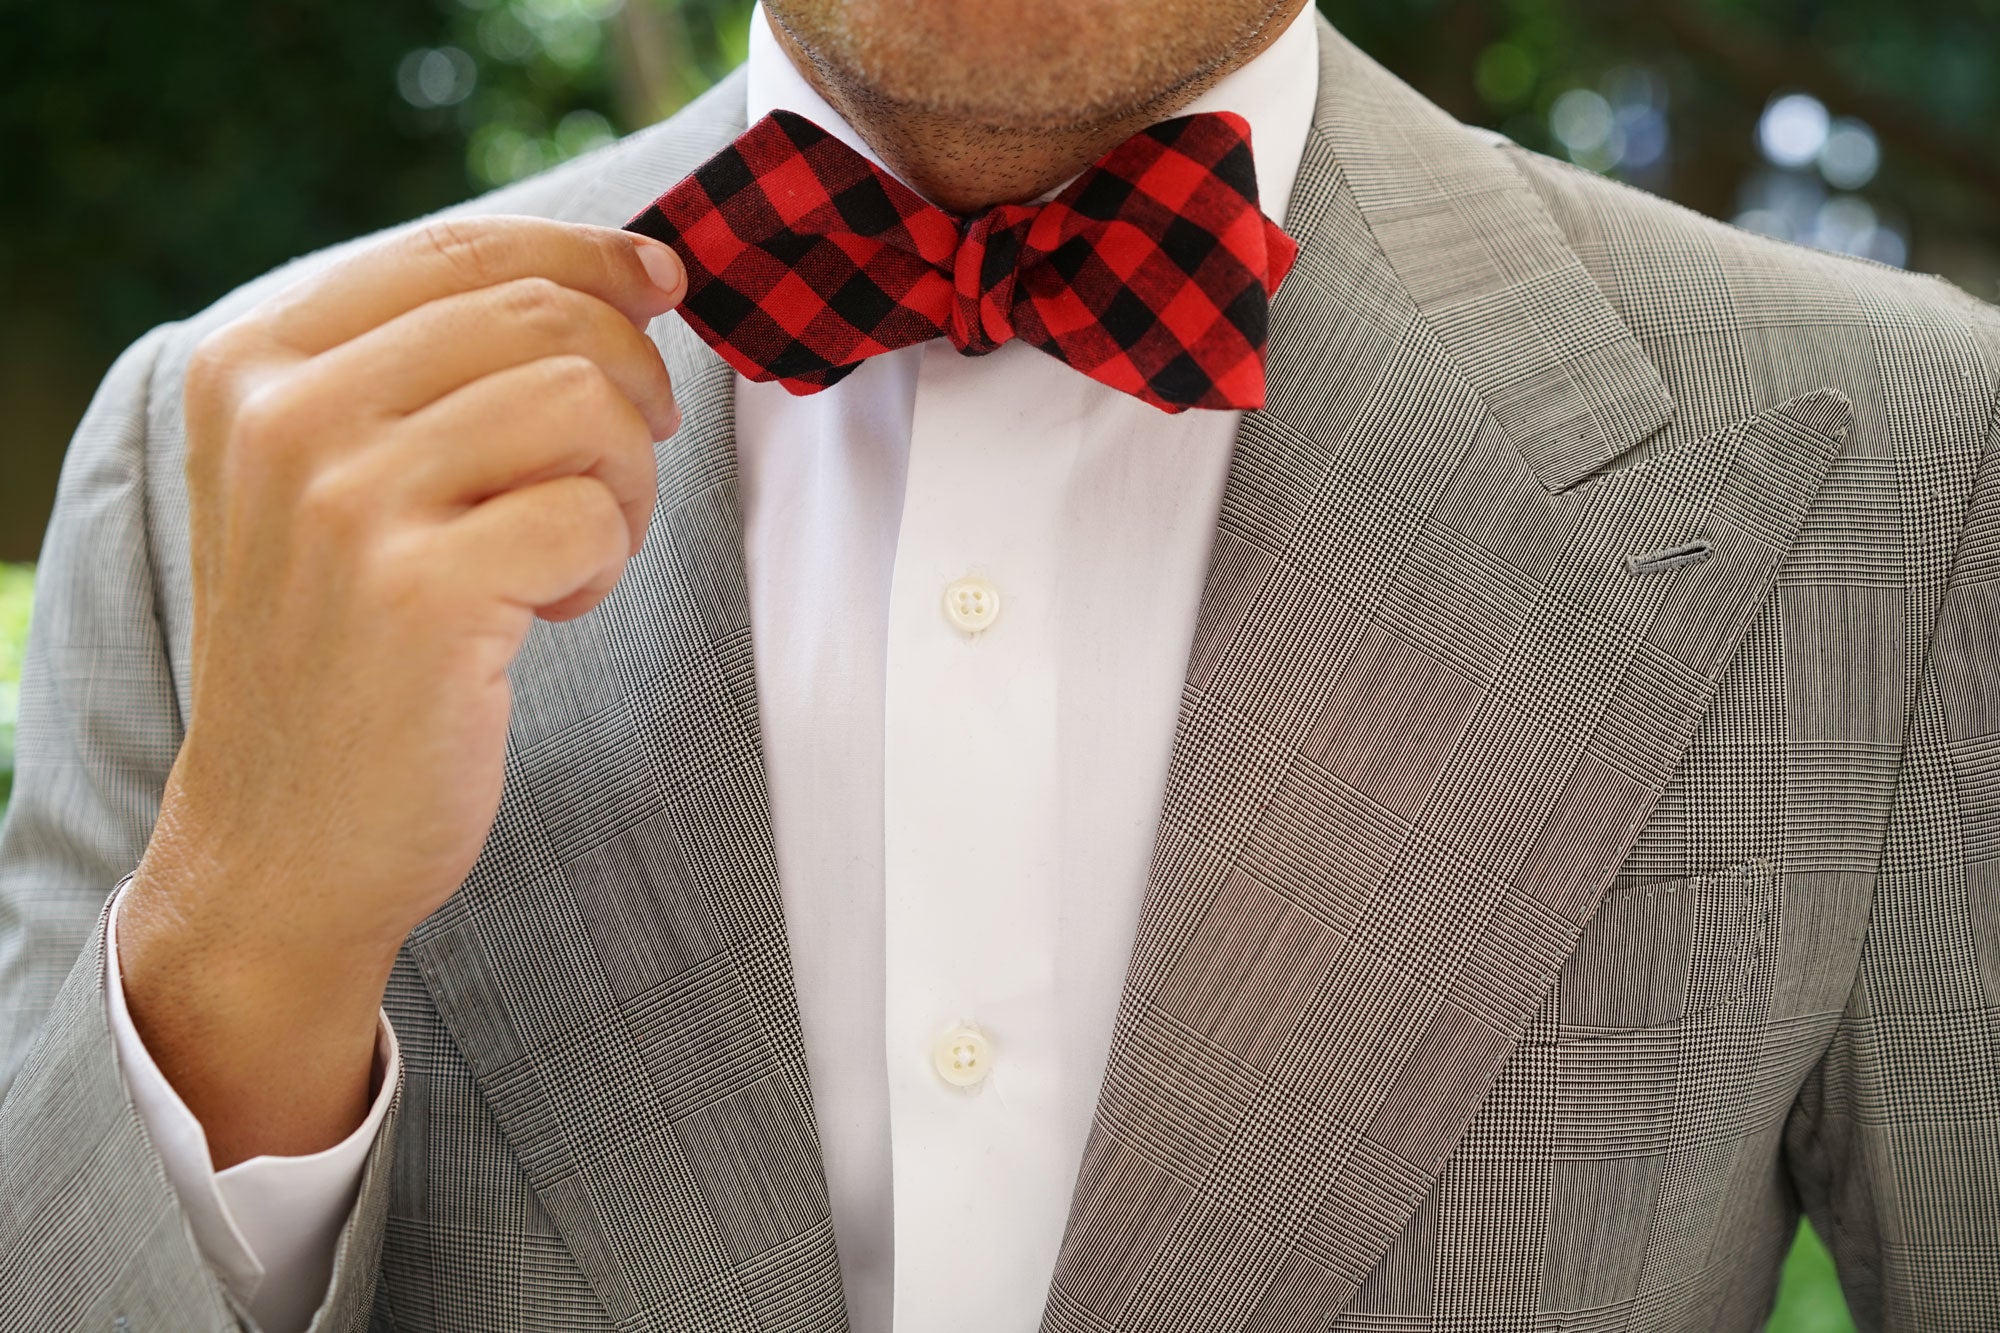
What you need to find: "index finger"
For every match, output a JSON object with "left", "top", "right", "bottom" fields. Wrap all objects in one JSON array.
[{"left": 252, "top": 215, "right": 686, "bottom": 358}]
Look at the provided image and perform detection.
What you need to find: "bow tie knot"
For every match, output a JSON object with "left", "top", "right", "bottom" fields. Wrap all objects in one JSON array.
[
  {"left": 626, "top": 108, "right": 1299, "bottom": 412},
  {"left": 948, "top": 204, "right": 1035, "bottom": 355}
]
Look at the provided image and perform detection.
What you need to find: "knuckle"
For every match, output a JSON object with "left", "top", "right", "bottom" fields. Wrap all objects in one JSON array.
[
  {"left": 500, "top": 275, "right": 580, "bottom": 342},
  {"left": 295, "top": 461, "right": 372, "bottom": 536},
  {"left": 184, "top": 330, "right": 233, "bottom": 403},
  {"left": 229, "top": 379, "right": 298, "bottom": 456},
  {"left": 562, "top": 478, "right": 627, "bottom": 551},
  {"left": 542, "top": 353, "right": 615, "bottom": 407},
  {"left": 184, "top": 320, "right": 259, "bottom": 420},
  {"left": 583, "top": 477, "right": 627, "bottom": 531},
  {"left": 417, "top": 217, "right": 506, "bottom": 287}
]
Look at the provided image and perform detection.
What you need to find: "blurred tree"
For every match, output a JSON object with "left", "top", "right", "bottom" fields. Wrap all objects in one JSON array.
[{"left": 1318, "top": 0, "right": 2000, "bottom": 296}]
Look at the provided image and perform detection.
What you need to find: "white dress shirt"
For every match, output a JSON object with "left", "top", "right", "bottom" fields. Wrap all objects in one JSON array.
[{"left": 102, "top": 6, "right": 1319, "bottom": 1329}]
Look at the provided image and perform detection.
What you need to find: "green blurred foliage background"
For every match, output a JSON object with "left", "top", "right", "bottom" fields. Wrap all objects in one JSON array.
[{"left": 10, "top": 1, "right": 2000, "bottom": 1324}]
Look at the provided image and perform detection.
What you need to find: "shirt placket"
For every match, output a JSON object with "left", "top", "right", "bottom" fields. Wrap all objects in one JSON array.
[{"left": 882, "top": 338, "right": 1082, "bottom": 1331}]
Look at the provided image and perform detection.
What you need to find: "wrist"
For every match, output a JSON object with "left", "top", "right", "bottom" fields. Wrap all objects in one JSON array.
[{"left": 116, "top": 858, "right": 394, "bottom": 1168}]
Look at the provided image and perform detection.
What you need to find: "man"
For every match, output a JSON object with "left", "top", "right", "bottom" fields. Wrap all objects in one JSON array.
[{"left": 1, "top": 0, "right": 1996, "bottom": 1327}]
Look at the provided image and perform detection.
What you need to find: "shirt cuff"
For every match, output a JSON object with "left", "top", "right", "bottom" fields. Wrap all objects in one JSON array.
[{"left": 102, "top": 871, "right": 401, "bottom": 1333}]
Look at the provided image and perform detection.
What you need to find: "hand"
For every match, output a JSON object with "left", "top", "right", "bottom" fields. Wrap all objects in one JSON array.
[{"left": 117, "top": 215, "right": 686, "bottom": 1165}]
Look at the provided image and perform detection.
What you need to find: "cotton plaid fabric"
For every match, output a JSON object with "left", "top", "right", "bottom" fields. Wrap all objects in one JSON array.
[{"left": 622, "top": 108, "right": 1299, "bottom": 411}]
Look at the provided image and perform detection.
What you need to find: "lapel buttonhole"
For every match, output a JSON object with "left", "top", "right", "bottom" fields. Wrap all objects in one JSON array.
[{"left": 1626, "top": 539, "right": 1712, "bottom": 575}]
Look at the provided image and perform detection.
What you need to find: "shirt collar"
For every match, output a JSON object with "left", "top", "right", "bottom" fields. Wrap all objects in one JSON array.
[{"left": 742, "top": 1, "right": 1320, "bottom": 227}]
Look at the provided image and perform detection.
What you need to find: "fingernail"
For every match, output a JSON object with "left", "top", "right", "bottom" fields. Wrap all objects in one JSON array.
[{"left": 631, "top": 237, "right": 684, "bottom": 297}]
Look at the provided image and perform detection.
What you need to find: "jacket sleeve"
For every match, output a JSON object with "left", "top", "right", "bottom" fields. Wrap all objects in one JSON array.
[
  {"left": 1785, "top": 381, "right": 2000, "bottom": 1331},
  {"left": 0, "top": 322, "right": 402, "bottom": 1331}
]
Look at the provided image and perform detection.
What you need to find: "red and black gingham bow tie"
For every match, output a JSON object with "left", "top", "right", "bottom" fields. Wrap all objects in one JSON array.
[{"left": 623, "top": 108, "right": 1298, "bottom": 412}]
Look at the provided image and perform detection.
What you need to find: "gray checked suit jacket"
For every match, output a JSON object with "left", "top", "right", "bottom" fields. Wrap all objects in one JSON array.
[{"left": 3, "top": 14, "right": 1998, "bottom": 1332}]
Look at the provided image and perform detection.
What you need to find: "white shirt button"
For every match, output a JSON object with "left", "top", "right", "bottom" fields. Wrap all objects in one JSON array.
[
  {"left": 932, "top": 1022, "right": 993, "bottom": 1088},
  {"left": 942, "top": 576, "right": 1001, "bottom": 633}
]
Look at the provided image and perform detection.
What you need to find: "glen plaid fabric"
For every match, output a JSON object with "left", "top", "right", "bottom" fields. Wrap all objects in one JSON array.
[
  {"left": 4, "top": 14, "right": 2000, "bottom": 1333},
  {"left": 621, "top": 107, "right": 1299, "bottom": 411}
]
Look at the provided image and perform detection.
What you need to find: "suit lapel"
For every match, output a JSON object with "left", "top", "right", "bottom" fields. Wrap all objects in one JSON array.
[
  {"left": 1039, "top": 18, "right": 1851, "bottom": 1332},
  {"left": 406, "top": 74, "right": 850, "bottom": 1332}
]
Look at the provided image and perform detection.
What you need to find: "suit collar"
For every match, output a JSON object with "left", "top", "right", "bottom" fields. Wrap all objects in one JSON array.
[{"left": 405, "top": 18, "right": 1847, "bottom": 1332}]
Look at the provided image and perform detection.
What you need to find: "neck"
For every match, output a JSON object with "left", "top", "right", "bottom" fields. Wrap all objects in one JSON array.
[{"left": 765, "top": 0, "right": 1310, "bottom": 215}]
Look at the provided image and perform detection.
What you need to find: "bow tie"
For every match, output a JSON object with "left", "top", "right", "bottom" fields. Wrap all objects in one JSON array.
[{"left": 623, "top": 108, "right": 1298, "bottom": 412}]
